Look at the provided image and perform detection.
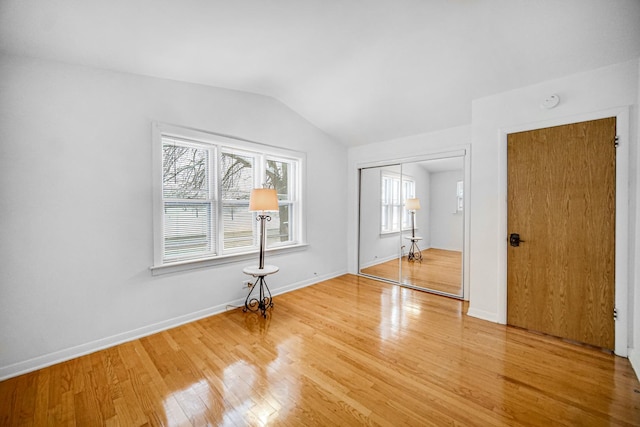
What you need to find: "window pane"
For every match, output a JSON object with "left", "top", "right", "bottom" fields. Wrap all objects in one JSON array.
[
  {"left": 221, "top": 152, "right": 255, "bottom": 250},
  {"left": 267, "top": 204, "right": 291, "bottom": 245},
  {"left": 401, "top": 179, "right": 415, "bottom": 230},
  {"left": 221, "top": 152, "right": 254, "bottom": 201},
  {"left": 381, "top": 205, "right": 389, "bottom": 232},
  {"left": 266, "top": 160, "right": 290, "bottom": 200},
  {"left": 391, "top": 205, "right": 400, "bottom": 231},
  {"left": 457, "top": 181, "right": 464, "bottom": 211},
  {"left": 392, "top": 179, "right": 400, "bottom": 204},
  {"left": 163, "top": 143, "right": 208, "bottom": 199},
  {"left": 164, "top": 202, "right": 212, "bottom": 260},
  {"left": 380, "top": 177, "right": 386, "bottom": 202},
  {"left": 223, "top": 203, "right": 255, "bottom": 250},
  {"left": 403, "top": 180, "right": 415, "bottom": 199}
]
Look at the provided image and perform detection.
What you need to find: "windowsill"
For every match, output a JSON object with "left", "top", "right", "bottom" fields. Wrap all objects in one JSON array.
[
  {"left": 380, "top": 228, "right": 418, "bottom": 237},
  {"left": 149, "top": 243, "right": 309, "bottom": 276}
]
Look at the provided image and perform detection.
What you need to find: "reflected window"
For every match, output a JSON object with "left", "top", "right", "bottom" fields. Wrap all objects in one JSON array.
[
  {"left": 457, "top": 180, "right": 464, "bottom": 212},
  {"left": 381, "top": 172, "right": 415, "bottom": 233}
]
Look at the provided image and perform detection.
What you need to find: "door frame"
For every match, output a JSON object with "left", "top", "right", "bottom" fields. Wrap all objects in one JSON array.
[{"left": 497, "top": 107, "right": 630, "bottom": 356}]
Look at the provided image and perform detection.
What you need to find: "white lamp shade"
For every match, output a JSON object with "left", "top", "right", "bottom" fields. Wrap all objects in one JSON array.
[
  {"left": 249, "top": 188, "right": 279, "bottom": 211},
  {"left": 405, "top": 198, "right": 421, "bottom": 211}
]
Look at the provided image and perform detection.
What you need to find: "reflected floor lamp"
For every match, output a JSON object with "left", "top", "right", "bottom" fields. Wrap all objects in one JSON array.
[
  {"left": 406, "top": 198, "right": 423, "bottom": 262},
  {"left": 243, "top": 188, "right": 279, "bottom": 317}
]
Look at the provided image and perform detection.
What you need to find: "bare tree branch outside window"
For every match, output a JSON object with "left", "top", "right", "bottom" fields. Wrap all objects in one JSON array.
[
  {"left": 162, "top": 144, "right": 207, "bottom": 199},
  {"left": 266, "top": 160, "right": 289, "bottom": 242}
]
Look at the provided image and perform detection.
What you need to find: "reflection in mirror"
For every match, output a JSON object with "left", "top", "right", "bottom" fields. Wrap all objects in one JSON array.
[
  {"left": 359, "top": 165, "right": 402, "bottom": 283},
  {"left": 401, "top": 157, "right": 464, "bottom": 297},
  {"left": 358, "top": 155, "right": 465, "bottom": 299}
]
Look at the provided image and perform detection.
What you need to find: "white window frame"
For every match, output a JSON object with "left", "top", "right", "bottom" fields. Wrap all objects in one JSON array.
[
  {"left": 151, "top": 123, "right": 306, "bottom": 275},
  {"left": 264, "top": 154, "right": 298, "bottom": 249},
  {"left": 380, "top": 171, "right": 415, "bottom": 234},
  {"left": 162, "top": 137, "right": 218, "bottom": 261}
]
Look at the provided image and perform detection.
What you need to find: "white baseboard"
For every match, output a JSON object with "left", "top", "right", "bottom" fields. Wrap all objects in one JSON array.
[
  {"left": 269, "top": 270, "right": 347, "bottom": 297},
  {"left": 628, "top": 347, "right": 640, "bottom": 381},
  {"left": 0, "top": 269, "right": 346, "bottom": 381},
  {"left": 359, "top": 254, "right": 398, "bottom": 269},
  {"left": 466, "top": 306, "right": 500, "bottom": 323}
]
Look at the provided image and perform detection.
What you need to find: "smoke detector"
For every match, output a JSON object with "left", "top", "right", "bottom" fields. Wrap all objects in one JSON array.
[{"left": 541, "top": 94, "right": 560, "bottom": 109}]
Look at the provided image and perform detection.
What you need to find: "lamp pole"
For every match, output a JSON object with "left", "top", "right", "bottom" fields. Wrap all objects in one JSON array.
[
  {"left": 257, "top": 213, "right": 271, "bottom": 269},
  {"left": 411, "top": 210, "right": 416, "bottom": 238}
]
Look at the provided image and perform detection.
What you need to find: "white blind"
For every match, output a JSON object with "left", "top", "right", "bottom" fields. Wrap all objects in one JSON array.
[
  {"left": 162, "top": 139, "right": 215, "bottom": 261},
  {"left": 221, "top": 151, "right": 255, "bottom": 251}
]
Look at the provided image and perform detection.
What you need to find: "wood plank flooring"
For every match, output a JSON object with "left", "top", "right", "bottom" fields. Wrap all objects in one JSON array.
[
  {"left": 1, "top": 274, "right": 639, "bottom": 426},
  {"left": 361, "top": 248, "right": 462, "bottom": 296}
]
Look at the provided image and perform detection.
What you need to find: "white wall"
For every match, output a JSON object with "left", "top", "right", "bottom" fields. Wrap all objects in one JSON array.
[
  {"left": 429, "top": 170, "right": 464, "bottom": 251},
  {"left": 0, "top": 54, "right": 348, "bottom": 379}
]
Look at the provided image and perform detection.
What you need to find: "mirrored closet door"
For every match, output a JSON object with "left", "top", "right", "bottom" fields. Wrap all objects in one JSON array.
[{"left": 358, "top": 152, "right": 467, "bottom": 299}]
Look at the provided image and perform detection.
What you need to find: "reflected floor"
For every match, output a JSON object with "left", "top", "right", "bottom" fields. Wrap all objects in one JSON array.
[{"left": 361, "top": 248, "right": 462, "bottom": 296}]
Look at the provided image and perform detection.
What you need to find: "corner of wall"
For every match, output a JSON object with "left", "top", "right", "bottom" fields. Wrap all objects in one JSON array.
[{"left": 628, "top": 348, "right": 640, "bottom": 381}]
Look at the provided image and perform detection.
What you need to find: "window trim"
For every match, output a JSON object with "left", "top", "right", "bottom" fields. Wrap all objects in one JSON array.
[{"left": 151, "top": 122, "right": 306, "bottom": 273}]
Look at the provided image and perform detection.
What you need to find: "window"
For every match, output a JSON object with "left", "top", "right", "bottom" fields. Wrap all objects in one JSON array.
[
  {"left": 153, "top": 124, "right": 303, "bottom": 269},
  {"left": 162, "top": 141, "right": 214, "bottom": 261},
  {"left": 456, "top": 180, "right": 464, "bottom": 212},
  {"left": 380, "top": 172, "right": 415, "bottom": 233}
]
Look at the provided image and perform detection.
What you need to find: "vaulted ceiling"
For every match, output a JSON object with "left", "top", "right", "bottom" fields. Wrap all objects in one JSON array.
[{"left": 1, "top": 0, "right": 639, "bottom": 146}]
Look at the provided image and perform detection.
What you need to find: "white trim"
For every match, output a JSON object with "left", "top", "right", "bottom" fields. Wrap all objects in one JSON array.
[
  {"left": 151, "top": 122, "right": 164, "bottom": 267},
  {"left": 359, "top": 253, "right": 402, "bottom": 269},
  {"left": 357, "top": 148, "right": 467, "bottom": 170},
  {"left": 628, "top": 348, "right": 640, "bottom": 380},
  {"left": 155, "top": 122, "right": 304, "bottom": 159},
  {"left": 0, "top": 269, "right": 346, "bottom": 381},
  {"left": 150, "top": 243, "right": 308, "bottom": 276},
  {"left": 466, "top": 307, "right": 500, "bottom": 323},
  {"left": 497, "top": 106, "right": 630, "bottom": 356},
  {"left": 462, "top": 148, "right": 471, "bottom": 301}
]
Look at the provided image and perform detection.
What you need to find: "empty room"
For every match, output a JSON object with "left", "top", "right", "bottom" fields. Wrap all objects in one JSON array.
[{"left": 2, "top": 1, "right": 640, "bottom": 425}]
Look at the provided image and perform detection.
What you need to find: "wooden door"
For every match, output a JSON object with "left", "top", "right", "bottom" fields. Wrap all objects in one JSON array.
[{"left": 507, "top": 118, "right": 616, "bottom": 350}]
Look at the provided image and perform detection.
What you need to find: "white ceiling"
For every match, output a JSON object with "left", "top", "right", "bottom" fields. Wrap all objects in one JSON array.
[{"left": 1, "top": 0, "right": 639, "bottom": 146}]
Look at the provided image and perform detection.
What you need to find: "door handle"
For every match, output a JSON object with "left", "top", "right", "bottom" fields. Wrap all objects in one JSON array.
[{"left": 509, "top": 233, "right": 525, "bottom": 247}]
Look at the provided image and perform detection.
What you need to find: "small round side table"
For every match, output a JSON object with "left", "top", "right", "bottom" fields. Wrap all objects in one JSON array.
[
  {"left": 243, "top": 265, "right": 278, "bottom": 317},
  {"left": 404, "top": 236, "right": 423, "bottom": 262}
]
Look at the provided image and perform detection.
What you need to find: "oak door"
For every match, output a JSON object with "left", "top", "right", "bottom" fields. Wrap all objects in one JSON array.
[{"left": 507, "top": 118, "right": 616, "bottom": 350}]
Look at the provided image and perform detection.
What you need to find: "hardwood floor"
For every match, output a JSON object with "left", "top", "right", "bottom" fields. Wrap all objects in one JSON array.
[
  {"left": 362, "top": 248, "right": 462, "bottom": 296},
  {"left": 1, "top": 274, "right": 639, "bottom": 426}
]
